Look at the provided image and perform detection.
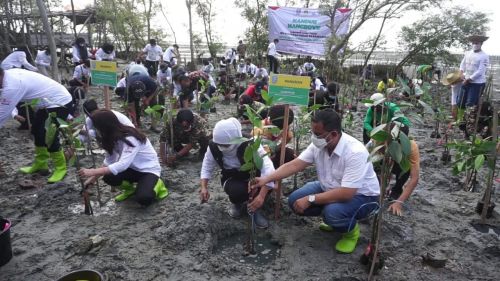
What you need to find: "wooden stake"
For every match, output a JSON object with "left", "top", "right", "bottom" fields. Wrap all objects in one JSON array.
[
  {"left": 104, "top": 86, "right": 110, "bottom": 110},
  {"left": 480, "top": 105, "right": 497, "bottom": 223},
  {"left": 274, "top": 104, "right": 290, "bottom": 220}
]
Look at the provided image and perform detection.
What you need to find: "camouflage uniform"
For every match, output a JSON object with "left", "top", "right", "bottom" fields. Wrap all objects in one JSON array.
[{"left": 160, "top": 113, "right": 209, "bottom": 154}]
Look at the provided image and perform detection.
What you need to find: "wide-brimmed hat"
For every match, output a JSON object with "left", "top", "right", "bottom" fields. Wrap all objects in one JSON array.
[
  {"left": 441, "top": 70, "right": 462, "bottom": 86},
  {"left": 467, "top": 34, "right": 489, "bottom": 42},
  {"left": 364, "top": 93, "right": 385, "bottom": 107}
]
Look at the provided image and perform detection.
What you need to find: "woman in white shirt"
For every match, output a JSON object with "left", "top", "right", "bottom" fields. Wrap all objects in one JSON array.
[
  {"left": 35, "top": 47, "right": 52, "bottom": 76},
  {"left": 72, "top": 37, "right": 91, "bottom": 67},
  {"left": 95, "top": 43, "right": 115, "bottom": 61},
  {"left": 78, "top": 109, "right": 168, "bottom": 206},
  {"left": 1, "top": 47, "right": 38, "bottom": 71}
]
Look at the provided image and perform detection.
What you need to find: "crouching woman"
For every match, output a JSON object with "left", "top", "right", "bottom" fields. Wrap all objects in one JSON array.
[{"left": 78, "top": 109, "right": 168, "bottom": 206}]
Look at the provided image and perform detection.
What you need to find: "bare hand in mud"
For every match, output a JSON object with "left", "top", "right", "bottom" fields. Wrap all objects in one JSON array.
[
  {"left": 83, "top": 176, "right": 97, "bottom": 187},
  {"left": 388, "top": 202, "right": 403, "bottom": 216},
  {"left": 248, "top": 194, "right": 264, "bottom": 213},
  {"left": 200, "top": 187, "right": 210, "bottom": 203},
  {"left": 79, "top": 168, "right": 96, "bottom": 178},
  {"left": 293, "top": 197, "right": 310, "bottom": 214}
]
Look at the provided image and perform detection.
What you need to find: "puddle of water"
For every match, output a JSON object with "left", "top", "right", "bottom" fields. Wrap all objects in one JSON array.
[
  {"left": 215, "top": 233, "right": 281, "bottom": 265},
  {"left": 68, "top": 199, "right": 117, "bottom": 216},
  {"left": 471, "top": 223, "right": 500, "bottom": 236}
]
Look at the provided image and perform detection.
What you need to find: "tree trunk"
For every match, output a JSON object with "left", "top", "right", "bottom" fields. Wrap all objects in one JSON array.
[
  {"left": 362, "top": 9, "right": 389, "bottom": 69},
  {"left": 186, "top": 0, "right": 195, "bottom": 69},
  {"left": 70, "top": 0, "right": 78, "bottom": 38},
  {"left": 36, "top": 0, "right": 60, "bottom": 82}
]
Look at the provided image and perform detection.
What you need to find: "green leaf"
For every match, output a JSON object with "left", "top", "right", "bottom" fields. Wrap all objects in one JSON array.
[
  {"left": 457, "top": 160, "right": 466, "bottom": 172},
  {"left": 361, "top": 99, "right": 373, "bottom": 105},
  {"left": 240, "top": 162, "right": 253, "bottom": 172},
  {"left": 399, "top": 132, "right": 412, "bottom": 156},
  {"left": 243, "top": 146, "right": 253, "bottom": 162},
  {"left": 399, "top": 157, "right": 411, "bottom": 174},
  {"left": 370, "top": 124, "right": 387, "bottom": 137},
  {"left": 45, "top": 123, "right": 57, "bottom": 147},
  {"left": 253, "top": 149, "right": 263, "bottom": 170},
  {"left": 368, "top": 153, "right": 384, "bottom": 164},
  {"left": 68, "top": 155, "right": 76, "bottom": 166},
  {"left": 474, "top": 154, "right": 485, "bottom": 171},
  {"left": 418, "top": 100, "right": 434, "bottom": 115},
  {"left": 229, "top": 137, "right": 250, "bottom": 145},
  {"left": 388, "top": 141, "right": 403, "bottom": 163},
  {"left": 144, "top": 107, "right": 155, "bottom": 115},
  {"left": 151, "top": 104, "right": 165, "bottom": 111},
  {"left": 56, "top": 118, "right": 68, "bottom": 126},
  {"left": 371, "top": 130, "right": 390, "bottom": 142}
]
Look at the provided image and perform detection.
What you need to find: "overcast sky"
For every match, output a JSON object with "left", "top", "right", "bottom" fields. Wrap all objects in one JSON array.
[{"left": 65, "top": 0, "right": 499, "bottom": 55}]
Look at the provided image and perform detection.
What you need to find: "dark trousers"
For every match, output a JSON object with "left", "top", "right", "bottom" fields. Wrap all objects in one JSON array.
[
  {"left": 144, "top": 60, "right": 159, "bottom": 77},
  {"left": 388, "top": 163, "right": 410, "bottom": 200},
  {"left": 363, "top": 129, "right": 371, "bottom": 144},
  {"left": 457, "top": 83, "right": 484, "bottom": 108},
  {"left": 271, "top": 147, "right": 295, "bottom": 169},
  {"left": 16, "top": 102, "right": 35, "bottom": 129},
  {"left": 223, "top": 178, "right": 250, "bottom": 204},
  {"left": 103, "top": 168, "right": 159, "bottom": 206},
  {"left": 267, "top": 55, "right": 278, "bottom": 73},
  {"left": 173, "top": 134, "right": 209, "bottom": 157},
  {"left": 32, "top": 104, "right": 71, "bottom": 152}
]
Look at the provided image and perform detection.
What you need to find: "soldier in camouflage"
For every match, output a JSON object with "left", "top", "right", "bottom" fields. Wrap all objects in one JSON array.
[{"left": 159, "top": 109, "right": 210, "bottom": 167}]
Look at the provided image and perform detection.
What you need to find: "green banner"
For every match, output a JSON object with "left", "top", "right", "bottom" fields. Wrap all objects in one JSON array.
[
  {"left": 91, "top": 70, "right": 117, "bottom": 87},
  {"left": 268, "top": 74, "right": 310, "bottom": 106}
]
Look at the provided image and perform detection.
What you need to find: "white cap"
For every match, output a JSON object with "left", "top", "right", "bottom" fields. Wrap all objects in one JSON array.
[
  {"left": 212, "top": 117, "right": 242, "bottom": 144},
  {"left": 364, "top": 93, "right": 384, "bottom": 107}
]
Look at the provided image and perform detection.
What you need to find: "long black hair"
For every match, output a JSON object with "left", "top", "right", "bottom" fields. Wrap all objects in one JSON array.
[
  {"left": 74, "top": 37, "right": 89, "bottom": 61},
  {"left": 91, "top": 109, "right": 146, "bottom": 154}
]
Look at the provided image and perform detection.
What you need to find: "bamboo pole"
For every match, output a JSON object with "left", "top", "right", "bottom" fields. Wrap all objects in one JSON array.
[
  {"left": 274, "top": 104, "right": 290, "bottom": 220},
  {"left": 480, "top": 105, "right": 497, "bottom": 223}
]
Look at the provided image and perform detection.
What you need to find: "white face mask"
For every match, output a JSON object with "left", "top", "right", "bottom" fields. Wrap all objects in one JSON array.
[
  {"left": 472, "top": 43, "right": 482, "bottom": 51},
  {"left": 311, "top": 133, "right": 329, "bottom": 149},
  {"left": 218, "top": 144, "right": 236, "bottom": 152}
]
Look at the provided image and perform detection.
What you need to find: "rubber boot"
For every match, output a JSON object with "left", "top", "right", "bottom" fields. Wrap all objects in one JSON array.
[
  {"left": 335, "top": 223, "right": 360, "bottom": 254},
  {"left": 228, "top": 203, "right": 243, "bottom": 218},
  {"left": 115, "top": 181, "right": 136, "bottom": 202},
  {"left": 154, "top": 178, "right": 169, "bottom": 200},
  {"left": 20, "top": 146, "right": 50, "bottom": 175},
  {"left": 47, "top": 150, "right": 67, "bottom": 183}
]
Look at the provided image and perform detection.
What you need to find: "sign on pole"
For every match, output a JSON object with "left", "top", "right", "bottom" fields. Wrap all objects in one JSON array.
[
  {"left": 268, "top": 74, "right": 310, "bottom": 106},
  {"left": 90, "top": 60, "right": 117, "bottom": 87}
]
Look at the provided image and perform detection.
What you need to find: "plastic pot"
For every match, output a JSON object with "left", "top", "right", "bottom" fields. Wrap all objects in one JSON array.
[
  {"left": 56, "top": 269, "right": 105, "bottom": 281},
  {"left": 0, "top": 217, "right": 12, "bottom": 267}
]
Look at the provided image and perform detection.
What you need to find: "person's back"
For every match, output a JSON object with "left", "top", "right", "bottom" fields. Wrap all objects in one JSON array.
[{"left": 1, "top": 50, "right": 37, "bottom": 71}]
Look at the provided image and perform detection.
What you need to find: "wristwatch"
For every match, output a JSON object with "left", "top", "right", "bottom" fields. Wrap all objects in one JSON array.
[{"left": 308, "top": 195, "right": 316, "bottom": 203}]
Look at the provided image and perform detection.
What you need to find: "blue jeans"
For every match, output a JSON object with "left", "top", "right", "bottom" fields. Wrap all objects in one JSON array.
[
  {"left": 457, "top": 83, "right": 484, "bottom": 108},
  {"left": 288, "top": 181, "right": 379, "bottom": 233}
]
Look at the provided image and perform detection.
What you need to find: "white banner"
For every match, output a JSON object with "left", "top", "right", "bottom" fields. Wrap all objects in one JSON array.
[{"left": 268, "top": 6, "right": 351, "bottom": 57}]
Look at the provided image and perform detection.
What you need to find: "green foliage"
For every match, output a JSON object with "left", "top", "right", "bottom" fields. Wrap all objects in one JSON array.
[
  {"left": 234, "top": 0, "right": 268, "bottom": 59},
  {"left": 398, "top": 6, "right": 490, "bottom": 66},
  {"left": 448, "top": 138, "right": 497, "bottom": 175}
]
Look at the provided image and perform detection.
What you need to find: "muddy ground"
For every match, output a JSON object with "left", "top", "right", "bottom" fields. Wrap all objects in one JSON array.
[{"left": 0, "top": 82, "right": 499, "bottom": 281}]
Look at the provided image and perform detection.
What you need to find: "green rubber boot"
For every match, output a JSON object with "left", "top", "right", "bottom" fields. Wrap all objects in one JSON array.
[
  {"left": 154, "top": 178, "right": 169, "bottom": 200},
  {"left": 115, "top": 181, "right": 136, "bottom": 202},
  {"left": 19, "top": 146, "right": 50, "bottom": 175},
  {"left": 319, "top": 222, "right": 334, "bottom": 232},
  {"left": 47, "top": 150, "right": 67, "bottom": 183},
  {"left": 335, "top": 223, "right": 360, "bottom": 254}
]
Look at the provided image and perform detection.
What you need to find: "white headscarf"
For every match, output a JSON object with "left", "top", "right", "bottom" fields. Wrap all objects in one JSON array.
[{"left": 212, "top": 117, "right": 242, "bottom": 144}]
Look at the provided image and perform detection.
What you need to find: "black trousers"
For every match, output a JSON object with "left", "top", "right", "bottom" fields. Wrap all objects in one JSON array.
[
  {"left": 103, "top": 168, "right": 159, "bottom": 206},
  {"left": 267, "top": 55, "right": 279, "bottom": 73},
  {"left": 223, "top": 177, "right": 250, "bottom": 204},
  {"left": 271, "top": 147, "right": 295, "bottom": 169},
  {"left": 32, "top": 104, "right": 71, "bottom": 152},
  {"left": 173, "top": 134, "right": 209, "bottom": 157},
  {"left": 389, "top": 163, "right": 410, "bottom": 200},
  {"left": 16, "top": 102, "right": 35, "bottom": 129},
  {"left": 144, "top": 60, "right": 159, "bottom": 77}
]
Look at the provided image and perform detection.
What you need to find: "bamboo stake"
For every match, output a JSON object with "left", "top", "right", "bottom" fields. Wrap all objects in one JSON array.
[
  {"left": 480, "top": 105, "right": 497, "bottom": 223},
  {"left": 274, "top": 104, "right": 290, "bottom": 220}
]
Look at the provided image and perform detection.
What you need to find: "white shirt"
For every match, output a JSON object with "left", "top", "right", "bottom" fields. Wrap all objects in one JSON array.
[
  {"left": 143, "top": 44, "right": 163, "bottom": 61},
  {"left": 246, "top": 63, "right": 257, "bottom": 75},
  {"left": 163, "top": 46, "right": 177, "bottom": 64},
  {"left": 200, "top": 145, "right": 275, "bottom": 188},
  {"left": 1, "top": 51, "right": 38, "bottom": 71},
  {"left": 73, "top": 65, "right": 90, "bottom": 80},
  {"left": 267, "top": 42, "right": 277, "bottom": 56},
  {"left": 81, "top": 110, "right": 133, "bottom": 142},
  {"left": 254, "top": 68, "right": 268, "bottom": 79},
  {"left": 451, "top": 82, "right": 462, "bottom": 106},
  {"left": 298, "top": 133, "right": 380, "bottom": 196},
  {"left": 116, "top": 77, "right": 127, "bottom": 88},
  {"left": 303, "top": 62, "right": 316, "bottom": 72},
  {"left": 126, "top": 64, "right": 149, "bottom": 76},
  {"left": 225, "top": 49, "right": 237, "bottom": 62},
  {"left": 95, "top": 48, "right": 115, "bottom": 61},
  {"left": 313, "top": 78, "right": 325, "bottom": 91},
  {"left": 71, "top": 46, "right": 91, "bottom": 63},
  {"left": 104, "top": 136, "right": 161, "bottom": 177},
  {"left": 157, "top": 68, "right": 172, "bottom": 86},
  {"left": 35, "top": 50, "right": 51, "bottom": 67},
  {"left": 0, "top": 69, "right": 72, "bottom": 127},
  {"left": 460, "top": 50, "right": 489, "bottom": 84},
  {"left": 202, "top": 63, "right": 214, "bottom": 75},
  {"left": 237, "top": 63, "right": 247, "bottom": 74}
]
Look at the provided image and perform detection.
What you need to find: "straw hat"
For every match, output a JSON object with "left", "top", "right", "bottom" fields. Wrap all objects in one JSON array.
[
  {"left": 441, "top": 70, "right": 462, "bottom": 86},
  {"left": 467, "top": 34, "right": 489, "bottom": 42}
]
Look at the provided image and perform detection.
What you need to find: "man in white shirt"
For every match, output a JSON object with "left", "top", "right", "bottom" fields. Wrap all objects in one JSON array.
[
  {"left": 303, "top": 56, "right": 316, "bottom": 76},
  {"left": 236, "top": 59, "right": 247, "bottom": 80},
  {"left": 200, "top": 118, "right": 275, "bottom": 228},
  {"left": 140, "top": 39, "right": 163, "bottom": 77},
  {"left": 224, "top": 48, "right": 238, "bottom": 72},
  {"left": 254, "top": 63, "right": 269, "bottom": 80},
  {"left": 458, "top": 35, "right": 489, "bottom": 108},
  {"left": 95, "top": 42, "right": 115, "bottom": 61},
  {"left": 69, "top": 60, "right": 90, "bottom": 91},
  {"left": 35, "top": 47, "right": 52, "bottom": 76},
  {"left": 245, "top": 58, "right": 257, "bottom": 76},
  {"left": 0, "top": 68, "right": 73, "bottom": 183},
  {"left": 267, "top": 38, "right": 279, "bottom": 73},
  {"left": 163, "top": 44, "right": 179, "bottom": 66},
  {"left": 1, "top": 48, "right": 38, "bottom": 71},
  {"left": 251, "top": 109, "right": 380, "bottom": 253}
]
